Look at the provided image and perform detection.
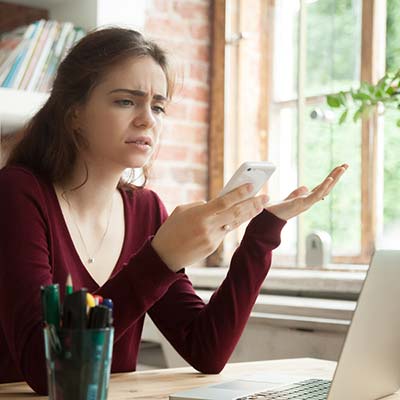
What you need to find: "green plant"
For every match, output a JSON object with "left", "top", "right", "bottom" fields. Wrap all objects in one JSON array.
[{"left": 326, "top": 69, "right": 400, "bottom": 126}]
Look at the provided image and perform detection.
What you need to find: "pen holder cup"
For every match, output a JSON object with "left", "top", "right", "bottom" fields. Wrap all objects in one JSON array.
[{"left": 44, "top": 326, "right": 114, "bottom": 400}]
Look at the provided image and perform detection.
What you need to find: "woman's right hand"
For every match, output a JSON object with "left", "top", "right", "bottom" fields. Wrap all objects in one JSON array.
[{"left": 151, "top": 184, "right": 269, "bottom": 272}]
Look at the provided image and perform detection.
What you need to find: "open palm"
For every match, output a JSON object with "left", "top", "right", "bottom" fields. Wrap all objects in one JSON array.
[{"left": 266, "top": 164, "right": 348, "bottom": 221}]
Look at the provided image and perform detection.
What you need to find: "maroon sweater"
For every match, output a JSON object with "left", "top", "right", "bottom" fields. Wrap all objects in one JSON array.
[{"left": 0, "top": 165, "right": 286, "bottom": 394}]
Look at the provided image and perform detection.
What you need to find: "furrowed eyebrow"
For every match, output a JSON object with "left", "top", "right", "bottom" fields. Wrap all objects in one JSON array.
[{"left": 108, "top": 88, "right": 167, "bottom": 102}]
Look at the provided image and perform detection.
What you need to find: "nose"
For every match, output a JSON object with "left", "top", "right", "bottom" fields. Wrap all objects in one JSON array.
[{"left": 133, "top": 105, "right": 156, "bottom": 129}]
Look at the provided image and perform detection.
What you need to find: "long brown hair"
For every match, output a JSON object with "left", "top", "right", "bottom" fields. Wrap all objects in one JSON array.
[{"left": 6, "top": 27, "right": 174, "bottom": 189}]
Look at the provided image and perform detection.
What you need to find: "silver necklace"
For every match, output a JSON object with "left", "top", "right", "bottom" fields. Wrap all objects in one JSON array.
[{"left": 63, "top": 191, "right": 114, "bottom": 265}]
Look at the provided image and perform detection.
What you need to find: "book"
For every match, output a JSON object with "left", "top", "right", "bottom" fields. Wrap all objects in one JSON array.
[
  {"left": 19, "top": 19, "right": 47, "bottom": 90},
  {"left": 11, "top": 22, "right": 39, "bottom": 89},
  {"left": 37, "top": 21, "right": 73, "bottom": 92},
  {"left": 27, "top": 21, "right": 59, "bottom": 91}
]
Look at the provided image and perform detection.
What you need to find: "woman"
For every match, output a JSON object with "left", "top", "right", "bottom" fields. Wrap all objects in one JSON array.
[{"left": 0, "top": 27, "right": 347, "bottom": 394}]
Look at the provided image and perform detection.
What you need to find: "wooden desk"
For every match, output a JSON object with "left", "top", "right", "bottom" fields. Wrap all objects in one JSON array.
[{"left": 1, "top": 358, "right": 399, "bottom": 399}]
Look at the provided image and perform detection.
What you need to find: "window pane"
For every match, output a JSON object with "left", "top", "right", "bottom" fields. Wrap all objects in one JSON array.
[
  {"left": 382, "top": 108, "right": 400, "bottom": 247},
  {"left": 273, "top": 0, "right": 299, "bottom": 102},
  {"left": 269, "top": 105, "right": 298, "bottom": 266},
  {"left": 386, "top": 0, "right": 400, "bottom": 73},
  {"left": 306, "top": 0, "right": 362, "bottom": 96},
  {"left": 303, "top": 104, "right": 362, "bottom": 256},
  {"left": 382, "top": 0, "right": 400, "bottom": 247}
]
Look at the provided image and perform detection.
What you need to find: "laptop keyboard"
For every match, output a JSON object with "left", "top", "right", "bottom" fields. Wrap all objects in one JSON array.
[{"left": 236, "top": 378, "right": 331, "bottom": 399}]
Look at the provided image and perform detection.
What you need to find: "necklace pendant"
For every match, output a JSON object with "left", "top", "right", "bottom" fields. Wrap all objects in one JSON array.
[{"left": 88, "top": 257, "right": 95, "bottom": 264}]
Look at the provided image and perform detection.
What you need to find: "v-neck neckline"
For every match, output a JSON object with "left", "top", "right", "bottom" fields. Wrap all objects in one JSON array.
[{"left": 48, "top": 182, "right": 129, "bottom": 289}]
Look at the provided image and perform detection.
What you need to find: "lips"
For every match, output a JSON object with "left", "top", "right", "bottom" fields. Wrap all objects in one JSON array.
[{"left": 125, "top": 136, "right": 153, "bottom": 147}]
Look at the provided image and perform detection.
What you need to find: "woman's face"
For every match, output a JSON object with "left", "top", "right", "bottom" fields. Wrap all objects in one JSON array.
[{"left": 73, "top": 55, "right": 168, "bottom": 171}]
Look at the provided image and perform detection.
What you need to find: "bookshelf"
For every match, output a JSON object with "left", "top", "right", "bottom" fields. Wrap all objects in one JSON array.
[{"left": 0, "top": 0, "right": 147, "bottom": 127}]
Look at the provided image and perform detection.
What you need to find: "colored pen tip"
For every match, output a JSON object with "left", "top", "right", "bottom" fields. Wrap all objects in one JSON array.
[
  {"left": 86, "top": 293, "right": 96, "bottom": 308},
  {"left": 66, "top": 274, "right": 73, "bottom": 287}
]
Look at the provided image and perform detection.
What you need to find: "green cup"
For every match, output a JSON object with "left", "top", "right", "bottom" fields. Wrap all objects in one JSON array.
[{"left": 44, "top": 326, "right": 114, "bottom": 400}]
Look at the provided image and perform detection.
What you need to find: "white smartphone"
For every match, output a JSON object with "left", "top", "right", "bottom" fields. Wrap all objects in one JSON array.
[{"left": 219, "top": 161, "right": 276, "bottom": 198}]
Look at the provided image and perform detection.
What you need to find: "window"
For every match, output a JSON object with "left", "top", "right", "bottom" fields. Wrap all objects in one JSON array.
[{"left": 211, "top": 0, "right": 392, "bottom": 269}]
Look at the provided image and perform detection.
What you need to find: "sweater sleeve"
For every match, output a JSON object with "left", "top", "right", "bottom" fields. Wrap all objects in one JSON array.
[
  {"left": 0, "top": 169, "right": 180, "bottom": 394},
  {"left": 148, "top": 208, "right": 286, "bottom": 374}
]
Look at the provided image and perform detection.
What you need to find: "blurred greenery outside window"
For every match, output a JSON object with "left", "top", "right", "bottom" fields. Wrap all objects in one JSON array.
[{"left": 223, "top": 0, "right": 397, "bottom": 269}]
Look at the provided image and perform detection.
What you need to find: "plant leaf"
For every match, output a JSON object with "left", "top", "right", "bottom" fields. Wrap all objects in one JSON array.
[
  {"left": 327, "top": 95, "right": 341, "bottom": 108},
  {"left": 339, "top": 109, "right": 348, "bottom": 124},
  {"left": 353, "top": 109, "right": 362, "bottom": 122},
  {"left": 352, "top": 92, "right": 371, "bottom": 101},
  {"left": 397, "top": 119, "right": 400, "bottom": 127}
]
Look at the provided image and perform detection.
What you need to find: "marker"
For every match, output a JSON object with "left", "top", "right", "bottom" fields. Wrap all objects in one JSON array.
[
  {"left": 40, "top": 284, "right": 61, "bottom": 330},
  {"left": 62, "top": 289, "right": 88, "bottom": 329},
  {"left": 101, "top": 298, "right": 113, "bottom": 310},
  {"left": 86, "top": 293, "right": 96, "bottom": 309},
  {"left": 88, "top": 305, "right": 111, "bottom": 329},
  {"left": 66, "top": 274, "right": 73, "bottom": 295},
  {"left": 93, "top": 295, "right": 103, "bottom": 306},
  {"left": 101, "top": 298, "right": 113, "bottom": 327}
]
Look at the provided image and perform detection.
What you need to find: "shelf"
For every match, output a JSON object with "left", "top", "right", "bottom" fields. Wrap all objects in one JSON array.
[
  {"left": 2, "top": 0, "right": 147, "bottom": 31},
  {"left": 3, "top": 0, "right": 64, "bottom": 8},
  {"left": 0, "top": 87, "right": 48, "bottom": 127}
]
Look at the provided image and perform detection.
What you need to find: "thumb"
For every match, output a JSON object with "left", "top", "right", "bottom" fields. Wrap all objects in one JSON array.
[
  {"left": 176, "top": 200, "right": 207, "bottom": 212},
  {"left": 285, "top": 186, "right": 308, "bottom": 200}
]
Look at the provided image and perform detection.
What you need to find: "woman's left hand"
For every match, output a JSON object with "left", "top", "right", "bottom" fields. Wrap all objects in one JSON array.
[{"left": 265, "top": 164, "right": 348, "bottom": 221}]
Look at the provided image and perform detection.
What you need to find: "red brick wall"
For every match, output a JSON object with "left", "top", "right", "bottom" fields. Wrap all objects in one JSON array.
[{"left": 144, "top": 0, "right": 211, "bottom": 213}]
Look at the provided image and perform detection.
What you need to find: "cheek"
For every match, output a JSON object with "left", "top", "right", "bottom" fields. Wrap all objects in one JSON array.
[{"left": 85, "top": 107, "right": 125, "bottom": 139}]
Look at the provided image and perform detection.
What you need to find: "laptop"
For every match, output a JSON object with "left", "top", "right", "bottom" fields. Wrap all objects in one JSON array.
[{"left": 169, "top": 250, "right": 400, "bottom": 400}]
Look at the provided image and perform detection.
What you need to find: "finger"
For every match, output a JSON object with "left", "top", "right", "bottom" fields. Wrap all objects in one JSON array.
[
  {"left": 174, "top": 200, "right": 207, "bottom": 213},
  {"left": 319, "top": 165, "right": 348, "bottom": 197},
  {"left": 206, "top": 183, "right": 254, "bottom": 214},
  {"left": 311, "top": 164, "right": 348, "bottom": 193},
  {"left": 284, "top": 186, "right": 309, "bottom": 200},
  {"left": 308, "top": 176, "right": 334, "bottom": 203},
  {"left": 310, "top": 166, "right": 341, "bottom": 192},
  {"left": 212, "top": 194, "right": 269, "bottom": 232}
]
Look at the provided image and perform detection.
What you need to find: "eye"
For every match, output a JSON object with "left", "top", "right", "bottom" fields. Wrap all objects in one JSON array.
[
  {"left": 115, "top": 99, "right": 134, "bottom": 107},
  {"left": 152, "top": 105, "right": 166, "bottom": 115}
]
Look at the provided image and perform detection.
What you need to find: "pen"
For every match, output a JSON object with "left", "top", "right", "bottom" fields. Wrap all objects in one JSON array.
[
  {"left": 93, "top": 295, "right": 103, "bottom": 306},
  {"left": 40, "top": 284, "right": 61, "bottom": 330},
  {"left": 101, "top": 298, "right": 113, "bottom": 327},
  {"left": 101, "top": 298, "right": 113, "bottom": 310},
  {"left": 65, "top": 274, "right": 73, "bottom": 295},
  {"left": 86, "top": 293, "right": 96, "bottom": 309},
  {"left": 62, "top": 289, "right": 88, "bottom": 329},
  {"left": 88, "top": 305, "right": 111, "bottom": 329}
]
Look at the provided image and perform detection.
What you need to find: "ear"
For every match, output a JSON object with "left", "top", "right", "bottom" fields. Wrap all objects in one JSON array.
[{"left": 69, "top": 104, "right": 83, "bottom": 131}]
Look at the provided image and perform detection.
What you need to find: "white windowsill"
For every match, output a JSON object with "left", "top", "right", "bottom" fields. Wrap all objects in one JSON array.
[{"left": 186, "top": 266, "right": 367, "bottom": 299}]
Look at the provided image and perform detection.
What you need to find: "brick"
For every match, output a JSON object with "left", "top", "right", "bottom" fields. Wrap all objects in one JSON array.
[
  {"left": 173, "top": 1, "right": 210, "bottom": 21},
  {"left": 171, "top": 166, "right": 207, "bottom": 185},
  {"left": 189, "top": 22, "right": 210, "bottom": 41},
  {"left": 189, "top": 63, "right": 209, "bottom": 83},
  {"left": 181, "top": 83, "right": 210, "bottom": 103},
  {"left": 187, "top": 187, "right": 207, "bottom": 202},
  {"left": 157, "top": 144, "right": 189, "bottom": 161},
  {"left": 166, "top": 101, "right": 189, "bottom": 119},
  {"left": 145, "top": 17, "right": 189, "bottom": 39},
  {"left": 188, "top": 103, "right": 209, "bottom": 123},
  {"left": 189, "top": 147, "right": 208, "bottom": 165},
  {"left": 164, "top": 123, "right": 208, "bottom": 145},
  {"left": 176, "top": 42, "right": 210, "bottom": 62},
  {"left": 149, "top": 0, "right": 171, "bottom": 14}
]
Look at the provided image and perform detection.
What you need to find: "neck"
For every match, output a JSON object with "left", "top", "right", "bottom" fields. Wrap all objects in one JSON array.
[{"left": 57, "top": 157, "right": 124, "bottom": 220}]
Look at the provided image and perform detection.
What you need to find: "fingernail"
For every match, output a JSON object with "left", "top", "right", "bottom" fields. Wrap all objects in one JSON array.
[
  {"left": 262, "top": 195, "right": 269, "bottom": 205},
  {"left": 247, "top": 183, "right": 254, "bottom": 193}
]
